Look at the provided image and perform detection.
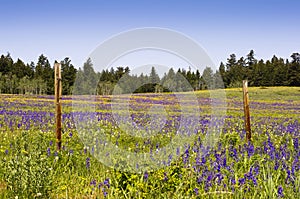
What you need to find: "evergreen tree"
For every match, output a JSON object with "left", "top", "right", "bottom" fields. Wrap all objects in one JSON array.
[
  {"left": 288, "top": 53, "right": 300, "bottom": 86},
  {"left": 219, "top": 62, "right": 227, "bottom": 87},
  {"left": 162, "top": 68, "right": 176, "bottom": 92},
  {"left": 61, "top": 57, "right": 77, "bottom": 95},
  {"left": 226, "top": 54, "right": 237, "bottom": 71},
  {"left": 0, "top": 53, "right": 13, "bottom": 75},
  {"left": 246, "top": 50, "right": 257, "bottom": 68},
  {"left": 202, "top": 67, "right": 214, "bottom": 89},
  {"left": 149, "top": 66, "right": 160, "bottom": 84},
  {"left": 35, "top": 54, "right": 54, "bottom": 94},
  {"left": 251, "top": 59, "right": 264, "bottom": 86},
  {"left": 214, "top": 70, "right": 224, "bottom": 89}
]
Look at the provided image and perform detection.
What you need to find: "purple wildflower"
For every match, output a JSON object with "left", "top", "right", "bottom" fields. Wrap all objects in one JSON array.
[
  {"left": 222, "top": 157, "right": 227, "bottom": 167},
  {"left": 238, "top": 178, "right": 245, "bottom": 185},
  {"left": 98, "top": 182, "right": 103, "bottom": 189},
  {"left": 104, "top": 178, "right": 110, "bottom": 188},
  {"left": 274, "top": 161, "right": 279, "bottom": 170},
  {"left": 176, "top": 147, "right": 180, "bottom": 156},
  {"left": 252, "top": 177, "right": 258, "bottom": 186},
  {"left": 86, "top": 157, "right": 90, "bottom": 169},
  {"left": 103, "top": 191, "right": 107, "bottom": 197},
  {"left": 247, "top": 143, "right": 255, "bottom": 157},
  {"left": 254, "top": 165, "right": 260, "bottom": 175},
  {"left": 201, "top": 157, "right": 206, "bottom": 164},
  {"left": 144, "top": 171, "right": 149, "bottom": 181},
  {"left": 163, "top": 172, "right": 168, "bottom": 181},
  {"left": 197, "top": 176, "right": 203, "bottom": 184},
  {"left": 183, "top": 148, "right": 189, "bottom": 164},
  {"left": 47, "top": 147, "right": 51, "bottom": 156},
  {"left": 194, "top": 188, "right": 199, "bottom": 195},
  {"left": 90, "top": 179, "right": 97, "bottom": 186},
  {"left": 278, "top": 186, "right": 284, "bottom": 198},
  {"left": 294, "top": 138, "right": 299, "bottom": 151}
]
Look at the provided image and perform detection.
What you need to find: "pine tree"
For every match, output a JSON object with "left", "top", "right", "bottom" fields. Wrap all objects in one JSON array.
[{"left": 61, "top": 57, "right": 77, "bottom": 95}]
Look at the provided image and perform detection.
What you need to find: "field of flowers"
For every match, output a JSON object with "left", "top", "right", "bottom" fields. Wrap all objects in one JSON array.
[{"left": 0, "top": 87, "right": 299, "bottom": 198}]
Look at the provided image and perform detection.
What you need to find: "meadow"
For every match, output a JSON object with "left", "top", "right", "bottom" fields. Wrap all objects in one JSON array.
[{"left": 0, "top": 87, "right": 299, "bottom": 198}]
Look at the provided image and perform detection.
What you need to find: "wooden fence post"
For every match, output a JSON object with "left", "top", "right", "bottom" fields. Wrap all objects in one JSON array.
[
  {"left": 55, "top": 62, "right": 62, "bottom": 151},
  {"left": 243, "top": 80, "right": 251, "bottom": 142}
]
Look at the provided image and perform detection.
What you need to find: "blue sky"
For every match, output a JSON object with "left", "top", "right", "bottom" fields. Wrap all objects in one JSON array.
[{"left": 1, "top": 0, "right": 299, "bottom": 72}]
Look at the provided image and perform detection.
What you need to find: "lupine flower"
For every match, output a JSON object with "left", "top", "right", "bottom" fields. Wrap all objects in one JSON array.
[
  {"left": 47, "top": 148, "right": 51, "bottom": 156},
  {"left": 254, "top": 165, "right": 260, "bottom": 175},
  {"left": 163, "top": 172, "right": 168, "bottom": 181},
  {"left": 207, "top": 174, "right": 212, "bottom": 182},
  {"left": 168, "top": 154, "right": 172, "bottom": 165},
  {"left": 86, "top": 157, "right": 90, "bottom": 169},
  {"left": 216, "top": 164, "right": 221, "bottom": 172},
  {"left": 252, "top": 177, "right": 257, "bottom": 186},
  {"left": 216, "top": 173, "right": 223, "bottom": 184},
  {"left": 201, "top": 157, "right": 206, "bottom": 164},
  {"left": 285, "top": 169, "right": 292, "bottom": 184},
  {"left": 274, "top": 161, "right": 279, "bottom": 170},
  {"left": 176, "top": 147, "right": 180, "bottom": 156},
  {"left": 183, "top": 148, "right": 189, "bottom": 164},
  {"left": 294, "top": 138, "right": 299, "bottom": 151},
  {"left": 277, "top": 186, "right": 284, "bottom": 198},
  {"left": 204, "top": 175, "right": 212, "bottom": 192},
  {"left": 194, "top": 188, "right": 199, "bottom": 195},
  {"left": 90, "top": 179, "right": 96, "bottom": 186},
  {"left": 103, "top": 190, "right": 107, "bottom": 197},
  {"left": 222, "top": 157, "right": 227, "bottom": 167},
  {"left": 247, "top": 143, "right": 255, "bottom": 157},
  {"left": 230, "top": 177, "right": 236, "bottom": 185},
  {"left": 104, "top": 178, "right": 110, "bottom": 188},
  {"left": 197, "top": 176, "right": 203, "bottom": 184},
  {"left": 238, "top": 178, "right": 245, "bottom": 185},
  {"left": 144, "top": 171, "right": 149, "bottom": 181},
  {"left": 230, "top": 148, "right": 238, "bottom": 160},
  {"left": 5, "top": 149, "right": 8, "bottom": 155}
]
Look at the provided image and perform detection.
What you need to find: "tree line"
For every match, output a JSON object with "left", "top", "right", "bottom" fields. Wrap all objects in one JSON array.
[
  {"left": 0, "top": 50, "right": 299, "bottom": 95},
  {"left": 0, "top": 54, "right": 76, "bottom": 95}
]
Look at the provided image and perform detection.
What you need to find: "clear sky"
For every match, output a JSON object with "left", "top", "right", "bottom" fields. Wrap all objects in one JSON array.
[{"left": 1, "top": 0, "right": 299, "bottom": 72}]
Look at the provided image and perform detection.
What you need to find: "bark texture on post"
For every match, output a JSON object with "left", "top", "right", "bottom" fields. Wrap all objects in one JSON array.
[
  {"left": 55, "top": 63, "right": 62, "bottom": 151},
  {"left": 243, "top": 80, "right": 251, "bottom": 142}
]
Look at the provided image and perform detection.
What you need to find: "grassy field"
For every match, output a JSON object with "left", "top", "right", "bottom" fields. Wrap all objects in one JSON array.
[{"left": 0, "top": 87, "right": 299, "bottom": 198}]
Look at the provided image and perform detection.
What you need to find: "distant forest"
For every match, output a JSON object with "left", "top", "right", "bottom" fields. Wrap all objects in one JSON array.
[{"left": 0, "top": 50, "right": 299, "bottom": 95}]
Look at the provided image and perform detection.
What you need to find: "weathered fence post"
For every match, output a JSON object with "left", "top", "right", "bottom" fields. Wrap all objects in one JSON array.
[
  {"left": 55, "top": 62, "right": 62, "bottom": 151},
  {"left": 243, "top": 80, "right": 251, "bottom": 142}
]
